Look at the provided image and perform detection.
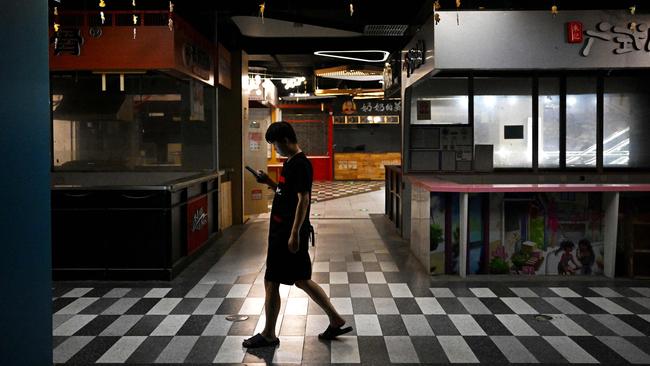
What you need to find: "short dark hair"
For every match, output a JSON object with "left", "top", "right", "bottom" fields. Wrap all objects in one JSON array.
[{"left": 265, "top": 121, "right": 298, "bottom": 144}]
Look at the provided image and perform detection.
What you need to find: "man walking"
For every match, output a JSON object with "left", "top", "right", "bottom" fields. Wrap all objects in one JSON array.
[{"left": 243, "top": 121, "right": 352, "bottom": 348}]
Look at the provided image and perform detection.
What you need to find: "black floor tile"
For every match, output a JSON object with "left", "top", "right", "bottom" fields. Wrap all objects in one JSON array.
[
  {"left": 176, "top": 315, "right": 212, "bottom": 336},
  {"left": 184, "top": 336, "right": 224, "bottom": 363},
  {"left": 125, "top": 335, "right": 173, "bottom": 363},
  {"left": 66, "top": 336, "right": 119, "bottom": 364},
  {"left": 465, "top": 335, "right": 510, "bottom": 364},
  {"left": 426, "top": 315, "right": 460, "bottom": 335},
  {"left": 75, "top": 315, "right": 119, "bottom": 336},
  {"left": 357, "top": 336, "right": 391, "bottom": 364},
  {"left": 377, "top": 314, "right": 408, "bottom": 335}
]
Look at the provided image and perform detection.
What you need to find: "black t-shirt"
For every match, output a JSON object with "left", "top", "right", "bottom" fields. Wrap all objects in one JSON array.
[{"left": 269, "top": 152, "right": 312, "bottom": 235}]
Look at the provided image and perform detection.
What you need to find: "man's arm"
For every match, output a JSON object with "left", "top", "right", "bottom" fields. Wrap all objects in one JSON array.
[{"left": 288, "top": 191, "right": 310, "bottom": 253}]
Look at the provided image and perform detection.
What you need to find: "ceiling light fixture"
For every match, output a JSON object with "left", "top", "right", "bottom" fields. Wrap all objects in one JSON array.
[{"left": 314, "top": 50, "right": 390, "bottom": 63}]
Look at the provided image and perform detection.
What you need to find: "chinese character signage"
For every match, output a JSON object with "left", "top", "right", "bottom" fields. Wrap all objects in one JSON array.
[
  {"left": 581, "top": 21, "right": 650, "bottom": 56},
  {"left": 567, "top": 21, "right": 583, "bottom": 43},
  {"left": 334, "top": 99, "right": 401, "bottom": 116},
  {"left": 52, "top": 28, "right": 84, "bottom": 56}
]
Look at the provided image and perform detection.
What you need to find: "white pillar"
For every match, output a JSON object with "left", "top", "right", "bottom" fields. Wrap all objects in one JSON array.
[
  {"left": 459, "top": 192, "right": 469, "bottom": 278},
  {"left": 603, "top": 192, "right": 619, "bottom": 278}
]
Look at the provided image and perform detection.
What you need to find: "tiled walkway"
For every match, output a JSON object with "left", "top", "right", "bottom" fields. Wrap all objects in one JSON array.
[
  {"left": 52, "top": 189, "right": 650, "bottom": 364},
  {"left": 311, "top": 180, "right": 384, "bottom": 203}
]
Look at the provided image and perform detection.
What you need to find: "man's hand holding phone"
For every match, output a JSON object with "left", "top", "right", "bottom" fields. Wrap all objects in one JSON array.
[
  {"left": 246, "top": 166, "right": 276, "bottom": 189},
  {"left": 255, "top": 170, "right": 272, "bottom": 185}
]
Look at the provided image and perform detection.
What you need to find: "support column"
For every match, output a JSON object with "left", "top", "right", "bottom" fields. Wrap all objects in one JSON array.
[
  {"left": 0, "top": 0, "right": 52, "bottom": 363},
  {"left": 459, "top": 192, "right": 469, "bottom": 278},
  {"left": 603, "top": 192, "right": 620, "bottom": 278}
]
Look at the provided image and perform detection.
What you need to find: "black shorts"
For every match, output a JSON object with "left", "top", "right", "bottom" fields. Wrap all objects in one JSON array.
[{"left": 264, "top": 229, "right": 312, "bottom": 285}]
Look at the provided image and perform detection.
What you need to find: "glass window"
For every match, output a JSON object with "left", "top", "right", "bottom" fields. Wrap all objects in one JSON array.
[
  {"left": 51, "top": 72, "right": 215, "bottom": 171},
  {"left": 474, "top": 77, "right": 532, "bottom": 168},
  {"left": 566, "top": 77, "right": 597, "bottom": 167},
  {"left": 538, "top": 78, "right": 560, "bottom": 168},
  {"left": 604, "top": 77, "right": 650, "bottom": 168},
  {"left": 410, "top": 78, "right": 468, "bottom": 125}
]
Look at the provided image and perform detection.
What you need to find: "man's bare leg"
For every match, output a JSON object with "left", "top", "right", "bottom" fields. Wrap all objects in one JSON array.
[
  {"left": 261, "top": 280, "right": 281, "bottom": 340},
  {"left": 295, "top": 279, "right": 345, "bottom": 327}
]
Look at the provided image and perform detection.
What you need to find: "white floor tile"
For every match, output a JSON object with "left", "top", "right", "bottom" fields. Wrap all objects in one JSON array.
[
  {"left": 365, "top": 272, "right": 387, "bottom": 284},
  {"left": 385, "top": 336, "right": 419, "bottom": 363},
  {"left": 470, "top": 288, "right": 497, "bottom": 298},
  {"left": 55, "top": 297, "right": 98, "bottom": 315},
  {"left": 388, "top": 283, "right": 414, "bottom": 298},
  {"left": 226, "top": 284, "right": 252, "bottom": 298},
  {"left": 52, "top": 336, "right": 94, "bottom": 363},
  {"left": 52, "top": 315, "right": 97, "bottom": 336},
  {"left": 491, "top": 336, "right": 539, "bottom": 363},
  {"left": 285, "top": 298, "right": 309, "bottom": 315},
  {"left": 146, "top": 298, "right": 183, "bottom": 315},
  {"left": 598, "top": 336, "right": 650, "bottom": 364},
  {"left": 437, "top": 336, "right": 479, "bottom": 363},
  {"left": 402, "top": 314, "right": 434, "bottom": 335},
  {"left": 549, "top": 287, "right": 581, "bottom": 298},
  {"left": 449, "top": 314, "right": 486, "bottom": 336},
  {"left": 509, "top": 287, "right": 539, "bottom": 298},
  {"left": 548, "top": 314, "right": 590, "bottom": 336},
  {"left": 61, "top": 288, "right": 93, "bottom": 298},
  {"left": 586, "top": 297, "right": 632, "bottom": 314},
  {"left": 305, "top": 314, "right": 330, "bottom": 336},
  {"left": 150, "top": 315, "right": 190, "bottom": 336},
  {"left": 354, "top": 314, "right": 382, "bottom": 336},
  {"left": 330, "top": 272, "right": 349, "bottom": 284},
  {"left": 330, "top": 297, "right": 354, "bottom": 315},
  {"left": 331, "top": 336, "right": 360, "bottom": 363},
  {"left": 272, "top": 336, "right": 304, "bottom": 363},
  {"left": 415, "top": 297, "right": 446, "bottom": 315},
  {"left": 192, "top": 298, "right": 224, "bottom": 315},
  {"left": 430, "top": 288, "right": 456, "bottom": 298},
  {"left": 373, "top": 298, "right": 399, "bottom": 314},
  {"left": 495, "top": 314, "right": 539, "bottom": 336},
  {"left": 543, "top": 336, "right": 598, "bottom": 363},
  {"left": 96, "top": 336, "right": 146, "bottom": 363},
  {"left": 350, "top": 284, "right": 372, "bottom": 298},
  {"left": 501, "top": 297, "right": 539, "bottom": 314},
  {"left": 239, "top": 297, "right": 265, "bottom": 315},
  {"left": 458, "top": 297, "right": 491, "bottom": 314},
  {"left": 213, "top": 336, "right": 247, "bottom": 363},
  {"left": 543, "top": 297, "right": 586, "bottom": 314},
  {"left": 144, "top": 288, "right": 172, "bottom": 298},
  {"left": 589, "top": 287, "right": 623, "bottom": 297}
]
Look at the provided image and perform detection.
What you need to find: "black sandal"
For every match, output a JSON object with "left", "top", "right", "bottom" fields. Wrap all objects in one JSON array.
[
  {"left": 242, "top": 333, "right": 280, "bottom": 348},
  {"left": 318, "top": 325, "right": 353, "bottom": 340}
]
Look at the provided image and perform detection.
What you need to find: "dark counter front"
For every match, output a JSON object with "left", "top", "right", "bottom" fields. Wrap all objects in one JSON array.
[{"left": 52, "top": 171, "right": 222, "bottom": 280}]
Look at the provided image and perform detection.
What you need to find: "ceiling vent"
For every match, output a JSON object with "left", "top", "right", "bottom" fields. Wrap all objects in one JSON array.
[{"left": 363, "top": 24, "right": 408, "bottom": 36}]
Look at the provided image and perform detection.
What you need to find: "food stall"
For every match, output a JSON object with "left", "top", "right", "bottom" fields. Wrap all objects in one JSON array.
[
  {"left": 49, "top": 10, "right": 226, "bottom": 280},
  {"left": 395, "top": 10, "right": 650, "bottom": 278}
]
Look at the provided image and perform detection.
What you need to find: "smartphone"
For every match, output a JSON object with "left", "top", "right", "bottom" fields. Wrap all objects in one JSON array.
[{"left": 245, "top": 165, "right": 261, "bottom": 179}]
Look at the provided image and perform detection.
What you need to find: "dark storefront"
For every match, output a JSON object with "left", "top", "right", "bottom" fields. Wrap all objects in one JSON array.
[{"left": 49, "top": 11, "right": 226, "bottom": 280}]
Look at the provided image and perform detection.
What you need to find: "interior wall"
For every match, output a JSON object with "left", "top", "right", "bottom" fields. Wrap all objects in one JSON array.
[
  {"left": 244, "top": 108, "right": 272, "bottom": 215},
  {"left": 0, "top": 0, "right": 52, "bottom": 363}
]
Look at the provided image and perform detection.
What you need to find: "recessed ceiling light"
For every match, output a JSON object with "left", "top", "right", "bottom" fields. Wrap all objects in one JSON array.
[{"left": 314, "top": 50, "right": 390, "bottom": 63}]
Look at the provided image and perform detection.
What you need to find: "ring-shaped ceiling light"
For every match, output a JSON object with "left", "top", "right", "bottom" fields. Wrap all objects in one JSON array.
[{"left": 313, "top": 50, "right": 390, "bottom": 63}]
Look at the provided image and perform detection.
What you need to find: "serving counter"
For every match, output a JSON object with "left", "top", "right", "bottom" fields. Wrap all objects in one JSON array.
[{"left": 51, "top": 171, "right": 224, "bottom": 280}]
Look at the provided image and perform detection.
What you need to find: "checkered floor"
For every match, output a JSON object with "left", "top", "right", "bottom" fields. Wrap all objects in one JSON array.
[
  {"left": 52, "top": 262, "right": 650, "bottom": 364},
  {"left": 52, "top": 193, "right": 650, "bottom": 365},
  {"left": 311, "top": 180, "right": 384, "bottom": 203}
]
